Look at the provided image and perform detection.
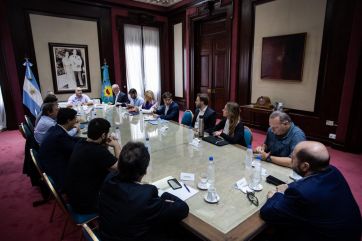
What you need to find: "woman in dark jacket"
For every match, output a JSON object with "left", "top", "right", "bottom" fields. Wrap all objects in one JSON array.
[{"left": 211, "top": 102, "right": 246, "bottom": 147}]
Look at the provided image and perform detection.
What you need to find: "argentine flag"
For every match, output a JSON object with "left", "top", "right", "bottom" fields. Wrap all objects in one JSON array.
[
  {"left": 23, "top": 59, "right": 42, "bottom": 117},
  {"left": 101, "top": 63, "right": 113, "bottom": 104}
]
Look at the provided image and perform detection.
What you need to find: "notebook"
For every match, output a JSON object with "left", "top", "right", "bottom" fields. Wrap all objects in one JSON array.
[{"left": 202, "top": 136, "right": 229, "bottom": 146}]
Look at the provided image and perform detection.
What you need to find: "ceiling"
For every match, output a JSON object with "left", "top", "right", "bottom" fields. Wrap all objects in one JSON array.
[{"left": 133, "top": 0, "right": 183, "bottom": 7}]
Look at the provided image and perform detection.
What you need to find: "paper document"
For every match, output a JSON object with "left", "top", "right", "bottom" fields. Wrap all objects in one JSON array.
[
  {"left": 180, "top": 172, "right": 195, "bottom": 181},
  {"left": 144, "top": 115, "right": 157, "bottom": 121},
  {"left": 235, "top": 178, "right": 253, "bottom": 193},
  {"left": 152, "top": 176, "right": 198, "bottom": 201},
  {"left": 147, "top": 119, "right": 169, "bottom": 125}
]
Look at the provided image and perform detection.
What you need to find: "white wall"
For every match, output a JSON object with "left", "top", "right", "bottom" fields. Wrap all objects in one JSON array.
[
  {"left": 251, "top": 0, "right": 327, "bottom": 111},
  {"left": 173, "top": 22, "right": 183, "bottom": 98},
  {"left": 29, "top": 14, "right": 101, "bottom": 101}
]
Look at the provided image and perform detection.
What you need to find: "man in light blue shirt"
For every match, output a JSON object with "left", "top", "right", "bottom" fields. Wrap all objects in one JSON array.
[
  {"left": 128, "top": 88, "right": 144, "bottom": 108},
  {"left": 34, "top": 102, "right": 78, "bottom": 145},
  {"left": 67, "top": 87, "right": 92, "bottom": 106}
]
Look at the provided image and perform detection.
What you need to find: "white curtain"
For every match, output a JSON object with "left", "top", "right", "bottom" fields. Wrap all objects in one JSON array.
[
  {"left": 124, "top": 24, "right": 144, "bottom": 97},
  {"left": 124, "top": 24, "right": 161, "bottom": 101},
  {"left": 142, "top": 26, "right": 161, "bottom": 102},
  {"left": 0, "top": 84, "right": 6, "bottom": 130}
]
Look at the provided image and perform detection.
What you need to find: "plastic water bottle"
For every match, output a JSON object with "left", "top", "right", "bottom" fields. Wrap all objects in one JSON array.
[
  {"left": 91, "top": 110, "right": 97, "bottom": 120},
  {"left": 245, "top": 145, "right": 253, "bottom": 182},
  {"left": 188, "top": 126, "right": 194, "bottom": 143},
  {"left": 140, "top": 111, "right": 144, "bottom": 132},
  {"left": 145, "top": 137, "right": 151, "bottom": 154},
  {"left": 206, "top": 156, "right": 220, "bottom": 202},
  {"left": 249, "top": 156, "right": 262, "bottom": 191},
  {"left": 207, "top": 156, "right": 215, "bottom": 188},
  {"left": 115, "top": 127, "right": 121, "bottom": 140}
]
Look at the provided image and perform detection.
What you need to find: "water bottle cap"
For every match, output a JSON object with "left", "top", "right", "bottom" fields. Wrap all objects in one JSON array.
[
  {"left": 146, "top": 137, "right": 150, "bottom": 141},
  {"left": 256, "top": 156, "right": 261, "bottom": 160},
  {"left": 209, "top": 156, "right": 213, "bottom": 161},
  {"left": 247, "top": 145, "right": 252, "bottom": 148}
]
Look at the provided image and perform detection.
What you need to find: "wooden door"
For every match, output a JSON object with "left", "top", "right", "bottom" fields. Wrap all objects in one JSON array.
[{"left": 196, "top": 18, "right": 230, "bottom": 116}]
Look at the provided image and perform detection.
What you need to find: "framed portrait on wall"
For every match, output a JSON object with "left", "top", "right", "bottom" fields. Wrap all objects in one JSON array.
[
  {"left": 261, "top": 33, "right": 306, "bottom": 81},
  {"left": 48, "top": 43, "right": 91, "bottom": 94}
]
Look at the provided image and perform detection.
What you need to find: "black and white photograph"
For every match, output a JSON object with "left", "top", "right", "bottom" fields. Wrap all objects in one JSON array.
[{"left": 48, "top": 43, "right": 91, "bottom": 93}]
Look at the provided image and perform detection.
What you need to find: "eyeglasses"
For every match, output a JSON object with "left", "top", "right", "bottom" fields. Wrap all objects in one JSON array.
[{"left": 246, "top": 191, "right": 259, "bottom": 206}]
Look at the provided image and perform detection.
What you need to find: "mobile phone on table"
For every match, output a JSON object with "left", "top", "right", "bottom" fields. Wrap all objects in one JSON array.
[
  {"left": 266, "top": 175, "right": 286, "bottom": 186},
  {"left": 167, "top": 178, "right": 182, "bottom": 190}
]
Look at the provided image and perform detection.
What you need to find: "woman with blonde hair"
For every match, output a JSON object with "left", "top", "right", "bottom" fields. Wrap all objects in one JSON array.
[
  {"left": 211, "top": 102, "right": 246, "bottom": 146},
  {"left": 139, "top": 90, "right": 158, "bottom": 113}
]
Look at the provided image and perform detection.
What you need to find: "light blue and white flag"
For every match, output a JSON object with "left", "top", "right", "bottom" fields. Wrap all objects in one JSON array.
[
  {"left": 23, "top": 59, "right": 42, "bottom": 117},
  {"left": 101, "top": 63, "right": 113, "bottom": 104}
]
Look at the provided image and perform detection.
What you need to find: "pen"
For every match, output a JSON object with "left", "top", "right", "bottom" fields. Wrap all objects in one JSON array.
[{"left": 184, "top": 183, "right": 190, "bottom": 193}]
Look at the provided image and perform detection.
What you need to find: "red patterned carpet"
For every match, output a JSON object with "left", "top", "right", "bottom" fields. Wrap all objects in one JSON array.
[{"left": 0, "top": 129, "right": 361, "bottom": 241}]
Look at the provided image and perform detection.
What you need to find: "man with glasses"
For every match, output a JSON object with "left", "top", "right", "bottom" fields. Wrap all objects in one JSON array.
[
  {"left": 154, "top": 91, "right": 179, "bottom": 122},
  {"left": 111, "top": 84, "right": 129, "bottom": 106},
  {"left": 260, "top": 141, "right": 361, "bottom": 241},
  {"left": 34, "top": 102, "right": 78, "bottom": 145},
  {"left": 255, "top": 111, "right": 305, "bottom": 167},
  {"left": 39, "top": 108, "right": 80, "bottom": 190}
]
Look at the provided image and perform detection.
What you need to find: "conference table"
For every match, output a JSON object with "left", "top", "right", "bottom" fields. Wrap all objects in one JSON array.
[{"left": 84, "top": 107, "right": 292, "bottom": 241}]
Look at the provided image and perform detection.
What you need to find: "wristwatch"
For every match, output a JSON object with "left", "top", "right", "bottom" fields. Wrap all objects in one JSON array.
[{"left": 265, "top": 154, "right": 272, "bottom": 163}]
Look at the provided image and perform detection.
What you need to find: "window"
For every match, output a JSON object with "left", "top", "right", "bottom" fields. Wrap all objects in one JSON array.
[{"left": 124, "top": 24, "right": 161, "bottom": 101}]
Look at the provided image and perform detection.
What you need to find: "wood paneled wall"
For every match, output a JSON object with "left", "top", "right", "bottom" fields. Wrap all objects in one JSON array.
[{"left": 1, "top": 0, "right": 361, "bottom": 151}]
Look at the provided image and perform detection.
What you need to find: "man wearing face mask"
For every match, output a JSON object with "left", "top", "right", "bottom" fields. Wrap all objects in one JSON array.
[
  {"left": 260, "top": 141, "right": 361, "bottom": 241},
  {"left": 65, "top": 118, "right": 120, "bottom": 214},
  {"left": 255, "top": 111, "right": 306, "bottom": 168}
]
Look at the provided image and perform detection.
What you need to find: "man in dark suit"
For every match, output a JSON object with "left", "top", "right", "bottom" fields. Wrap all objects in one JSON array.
[
  {"left": 112, "top": 84, "right": 129, "bottom": 105},
  {"left": 99, "top": 142, "right": 189, "bottom": 241},
  {"left": 39, "top": 108, "right": 79, "bottom": 190},
  {"left": 155, "top": 91, "right": 179, "bottom": 122},
  {"left": 260, "top": 141, "right": 361, "bottom": 241},
  {"left": 192, "top": 93, "right": 216, "bottom": 132}
]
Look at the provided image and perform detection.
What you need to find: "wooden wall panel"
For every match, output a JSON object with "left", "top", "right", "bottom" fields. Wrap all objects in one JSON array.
[{"left": 238, "top": 0, "right": 360, "bottom": 151}]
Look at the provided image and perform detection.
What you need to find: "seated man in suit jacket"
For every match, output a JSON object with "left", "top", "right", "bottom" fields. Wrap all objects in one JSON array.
[
  {"left": 155, "top": 91, "right": 179, "bottom": 122},
  {"left": 260, "top": 141, "right": 361, "bottom": 241},
  {"left": 192, "top": 93, "right": 216, "bottom": 132},
  {"left": 112, "top": 84, "right": 129, "bottom": 105},
  {"left": 99, "top": 141, "right": 189, "bottom": 241},
  {"left": 39, "top": 108, "right": 80, "bottom": 190}
]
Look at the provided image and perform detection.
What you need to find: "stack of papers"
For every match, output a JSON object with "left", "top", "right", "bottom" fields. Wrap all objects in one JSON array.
[
  {"left": 144, "top": 115, "right": 157, "bottom": 121},
  {"left": 152, "top": 176, "right": 198, "bottom": 201},
  {"left": 147, "top": 119, "right": 169, "bottom": 125}
]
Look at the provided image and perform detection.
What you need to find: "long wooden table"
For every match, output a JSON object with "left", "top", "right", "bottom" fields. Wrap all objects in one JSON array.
[{"left": 89, "top": 108, "right": 292, "bottom": 241}]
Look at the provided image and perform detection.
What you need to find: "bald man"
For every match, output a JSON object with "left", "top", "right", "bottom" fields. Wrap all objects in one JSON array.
[
  {"left": 255, "top": 111, "right": 306, "bottom": 168},
  {"left": 67, "top": 87, "right": 92, "bottom": 106},
  {"left": 260, "top": 141, "right": 361, "bottom": 241},
  {"left": 112, "top": 84, "right": 129, "bottom": 105}
]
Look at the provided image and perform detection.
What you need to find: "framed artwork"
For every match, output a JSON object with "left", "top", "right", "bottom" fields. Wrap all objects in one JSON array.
[
  {"left": 261, "top": 33, "right": 306, "bottom": 81},
  {"left": 48, "top": 43, "right": 91, "bottom": 93}
]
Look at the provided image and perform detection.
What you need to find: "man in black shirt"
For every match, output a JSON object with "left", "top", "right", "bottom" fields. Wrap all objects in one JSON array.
[
  {"left": 99, "top": 142, "right": 189, "bottom": 241},
  {"left": 65, "top": 118, "right": 120, "bottom": 214}
]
